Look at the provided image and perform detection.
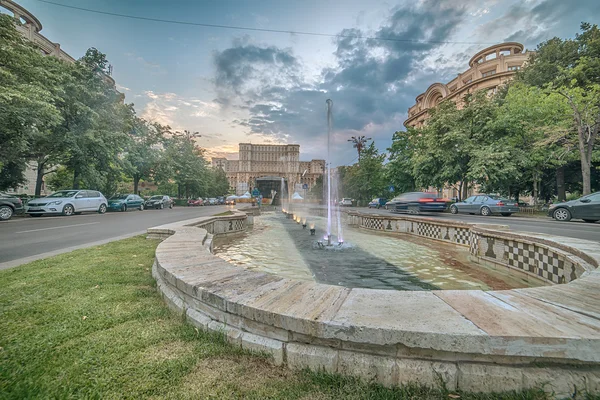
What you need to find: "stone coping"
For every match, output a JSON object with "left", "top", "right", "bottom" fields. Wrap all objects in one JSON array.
[{"left": 149, "top": 210, "right": 600, "bottom": 394}]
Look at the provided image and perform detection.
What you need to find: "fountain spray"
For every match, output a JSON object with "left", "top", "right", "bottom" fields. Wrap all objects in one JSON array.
[{"left": 326, "top": 99, "right": 333, "bottom": 245}]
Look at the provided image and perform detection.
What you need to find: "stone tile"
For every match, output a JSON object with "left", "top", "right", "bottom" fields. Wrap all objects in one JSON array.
[
  {"left": 186, "top": 308, "right": 212, "bottom": 331},
  {"left": 515, "top": 285, "right": 600, "bottom": 320},
  {"left": 337, "top": 351, "right": 398, "bottom": 387},
  {"left": 396, "top": 359, "right": 457, "bottom": 390},
  {"left": 326, "top": 289, "right": 485, "bottom": 349},
  {"left": 286, "top": 343, "right": 338, "bottom": 373},
  {"left": 240, "top": 332, "right": 284, "bottom": 366},
  {"left": 457, "top": 363, "right": 523, "bottom": 393}
]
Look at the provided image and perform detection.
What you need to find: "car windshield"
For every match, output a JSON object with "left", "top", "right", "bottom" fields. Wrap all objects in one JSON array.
[
  {"left": 47, "top": 191, "right": 79, "bottom": 198},
  {"left": 110, "top": 195, "right": 129, "bottom": 200},
  {"left": 149, "top": 196, "right": 162, "bottom": 200}
]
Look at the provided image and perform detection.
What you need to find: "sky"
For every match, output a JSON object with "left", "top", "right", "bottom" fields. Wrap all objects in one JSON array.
[{"left": 5, "top": 0, "right": 600, "bottom": 165}]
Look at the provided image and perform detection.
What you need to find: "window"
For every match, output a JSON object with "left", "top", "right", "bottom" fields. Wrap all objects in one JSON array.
[
  {"left": 482, "top": 69, "right": 496, "bottom": 78},
  {"left": 507, "top": 65, "right": 521, "bottom": 71},
  {"left": 485, "top": 53, "right": 497, "bottom": 61},
  {"left": 463, "top": 76, "right": 472, "bottom": 84},
  {"left": 464, "top": 196, "right": 477, "bottom": 203},
  {"left": 449, "top": 85, "right": 457, "bottom": 92},
  {"left": 499, "top": 50, "right": 511, "bottom": 57}
]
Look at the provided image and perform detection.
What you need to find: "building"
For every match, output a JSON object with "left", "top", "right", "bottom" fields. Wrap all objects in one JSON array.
[
  {"left": 1, "top": 0, "right": 121, "bottom": 195},
  {"left": 403, "top": 43, "right": 530, "bottom": 200},
  {"left": 404, "top": 42, "right": 529, "bottom": 129},
  {"left": 212, "top": 144, "right": 324, "bottom": 197}
]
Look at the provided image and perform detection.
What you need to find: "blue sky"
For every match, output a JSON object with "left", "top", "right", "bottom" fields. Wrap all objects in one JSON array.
[{"left": 6, "top": 0, "right": 600, "bottom": 165}]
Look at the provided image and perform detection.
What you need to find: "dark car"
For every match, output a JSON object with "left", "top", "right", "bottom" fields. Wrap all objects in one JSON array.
[
  {"left": 386, "top": 192, "right": 447, "bottom": 214},
  {"left": 0, "top": 192, "right": 25, "bottom": 221},
  {"left": 217, "top": 196, "right": 225, "bottom": 205},
  {"left": 108, "top": 194, "right": 145, "bottom": 212},
  {"left": 548, "top": 192, "right": 600, "bottom": 222},
  {"left": 368, "top": 198, "right": 387, "bottom": 209},
  {"left": 450, "top": 194, "right": 519, "bottom": 217},
  {"left": 145, "top": 195, "right": 173, "bottom": 210}
]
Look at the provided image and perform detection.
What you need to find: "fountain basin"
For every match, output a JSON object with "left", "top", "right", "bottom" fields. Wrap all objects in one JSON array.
[{"left": 148, "top": 209, "right": 600, "bottom": 396}]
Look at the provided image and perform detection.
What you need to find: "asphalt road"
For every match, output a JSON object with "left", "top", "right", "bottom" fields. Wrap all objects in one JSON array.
[
  {"left": 0, "top": 205, "right": 231, "bottom": 269},
  {"left": 358, "top": 207, "right": 600, "bottom": 242}
]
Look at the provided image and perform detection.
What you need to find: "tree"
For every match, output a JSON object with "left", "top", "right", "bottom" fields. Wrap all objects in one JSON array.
[
  {"left": 124, "top": 119, "right": 167, "bottom": 194},
  {"left": 386, "top": 130, "right": 417, "bottom": 194},
  {"left": 341, "top": 142, "right": 386, "bottom": 205},
  {"left": 0, "top": 14, "right": 64, "bottom": 191},
  {"left": 347, "top": 136, "right": 371, "bottom": 163},
  {"left": 520, "top": 23, "right": 600, "bottom": 194}
]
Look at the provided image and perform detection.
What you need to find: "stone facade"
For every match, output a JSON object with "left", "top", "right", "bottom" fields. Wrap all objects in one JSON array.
[
  {"left": 212, "top": 143, "right": 324, "bottom": 194},
  {"left": 404, "top": 42, "right": 529, "bottom": 129}
]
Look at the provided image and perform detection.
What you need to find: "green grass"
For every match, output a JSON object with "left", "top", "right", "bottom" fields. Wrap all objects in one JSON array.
[{"left": 0, "top": 236, "right": 575, "bottom": 399}]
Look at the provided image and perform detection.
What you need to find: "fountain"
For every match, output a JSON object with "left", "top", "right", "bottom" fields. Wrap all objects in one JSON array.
[{"left": 323, "top": 99, "right": 345, "bottom": 247}]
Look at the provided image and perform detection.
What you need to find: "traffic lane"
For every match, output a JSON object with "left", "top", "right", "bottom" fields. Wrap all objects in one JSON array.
[
  {"left": 0, "top": 205, "right": 231, "bottom": 265},
  {"left": 356, "top": 208, "right": 600, "bottom": 242}
]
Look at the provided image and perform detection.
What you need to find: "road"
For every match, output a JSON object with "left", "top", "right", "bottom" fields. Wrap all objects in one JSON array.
[
  {"left": 358, "top": 207, "right": 600, "bottom": 242},
  {"left": 0, "top": 206, "right": 231, "bottom": 269}
]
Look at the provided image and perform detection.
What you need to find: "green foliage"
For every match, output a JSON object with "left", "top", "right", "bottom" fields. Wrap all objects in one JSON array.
[{"left": 340, "top": 142, "right": 386, "bottom": 205}]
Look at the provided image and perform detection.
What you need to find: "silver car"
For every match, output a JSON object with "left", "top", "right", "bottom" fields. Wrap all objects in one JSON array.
[
  {"left": 26, "top": 190, "right": 108, "bottom": 217},
  {"left": 450, "top": 194, "right": 519, "bottom": 217}
]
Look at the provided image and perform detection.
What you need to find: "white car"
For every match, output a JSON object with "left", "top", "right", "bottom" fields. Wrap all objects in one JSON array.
[
  {"left": 339, "top": 198, "right": 353, "bottom": 207},
  {"left": 26, "top": 190, "right": 108, "bottom": 217}
]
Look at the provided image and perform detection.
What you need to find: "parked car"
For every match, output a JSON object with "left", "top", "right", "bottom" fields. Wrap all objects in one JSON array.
[
  {"left": 207, "top": 198, "right": 217, "bottom": 205},
  {"left": 225, "top": 196, "right": 236, "bottom": 205},
  {"left": 108, "top": 194, "right": 145, "bottom": 212},
  {"left": 26, "top": 190, "right": 107, "bottom": 217},
  {"left": 339, "top": 198, "right": 353, "bottom": 207},
  {"left": 386, "top": 192, "right": 447, "bottom": 214},
  {"left": 145, "top": 195, "right": 173, "bottom": 210},
  {"left": 187, "top": 198, "right": 204, "bottom": 206},
  {"left": 368, "top": 198, "right": 387, "bottom": 209},
  {"left": 548, "top": 191, "right": 600, "bottom": 222},
  {"left": 217, "top": 196, "right": 225, "bottom": 205},
  {"left": 450, "top": 194, "right": 519, "bottom": 217},
  {"left": 0, "top": 192, "right": 25, "bottom": 221}
]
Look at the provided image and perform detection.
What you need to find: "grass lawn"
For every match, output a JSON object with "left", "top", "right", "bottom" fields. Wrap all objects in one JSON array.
[{"left": 0, "top": 236, "right": 571, "bottom": 399}]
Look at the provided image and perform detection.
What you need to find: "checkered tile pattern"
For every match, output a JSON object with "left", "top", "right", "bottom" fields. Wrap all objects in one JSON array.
[
  {"left": 363, "top": 218, "right": 384, "bottom": 230},
  {"left": 469, "top": 233, "right": 479, "bottom": 255},
  {"left": 534, "top": 247, "right": 566, "bottom": 283},
  {"left": 417, "top": 223, "right": 441, "bottom": 239},
  {"left": 454, "top": 228, "right": 470, "bottom": 245},
  {"left": 505, "top": 241, "right": 537, "bottom": 272}
]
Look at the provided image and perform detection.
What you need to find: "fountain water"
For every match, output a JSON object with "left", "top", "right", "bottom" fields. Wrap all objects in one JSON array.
[{"left": 325, "top": 99, "right": 345, "bottom": 246}]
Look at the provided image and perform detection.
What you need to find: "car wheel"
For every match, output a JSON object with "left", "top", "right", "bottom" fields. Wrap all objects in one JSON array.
[
  {"left": 139, "top": 204, "right": 144, "bottom": 211},
  {"left": 121, "top": 204, "right": 127, "bottom": 212},
  {"left": 160, "top": 203, "right": 164, "bottom": 209},
  {"left": 450, "top": 205, "right": 458, "bottom": 214},
  {"left": 62, "top": 204, "right": 74, "bottom": 216},
  {"left": 98, "top": 204, "right": 107, "bottom": 214},
  {"left": 0, "top": 205, "right": 13, "bottom": 221},
  {"left": 501, "top": 213, "right": 512, "bottom": 217},
  {"left": 480, "top": 206, "right": 491, "bottom": 216},
  {"left": 583, "top": 219, "right": 599, "bottom": 223},
  {"left": 553, "top": 208, "right": 571, "bottom": 222}
]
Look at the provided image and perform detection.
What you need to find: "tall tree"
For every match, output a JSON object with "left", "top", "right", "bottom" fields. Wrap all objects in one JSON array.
[
  {"left": 520, "top": 23, "right": 600, "bottom": 194},
  {"left": 341, "top": 142, "right": 386, "bottom": 204},
  {"left": 124, "top": 119, "right": 167, "bottom": 194},
  {"left": 386, "top": 130, "right": 417, "bottom": 194}
]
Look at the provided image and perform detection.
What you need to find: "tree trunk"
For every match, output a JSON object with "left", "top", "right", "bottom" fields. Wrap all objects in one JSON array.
[
  {"left": 133, "top": 176, "right": 140, "bottom": 195},
  {"left": 461, "top": 180, "right": 468, "bottom": 201},
  {"left": 581, "top": 159, "right": 591, "bottom": 195},
  {"left": 73, "top": 164, "right": 81, "bottom": 189},
  {"left": 556, "top": 166, "right": 566, "bottom": 201},
  {"left": 35, "top": 160, "right": 45, "bottom": 197},
  {"left": 458, "top": 181, "right": 463, "bottom": 201},
  {"left": 532, "top": 173, "right": 539, "bottom": 206}
]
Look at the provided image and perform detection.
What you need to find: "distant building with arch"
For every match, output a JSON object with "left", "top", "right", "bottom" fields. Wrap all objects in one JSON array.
[{"left": 404, "top": 42, "right": 530, "bottom": 129}]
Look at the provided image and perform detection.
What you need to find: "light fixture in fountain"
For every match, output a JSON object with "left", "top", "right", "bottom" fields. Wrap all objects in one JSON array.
[
  {"left": 310, "top": 223, "right": 315, "bottom": 236},
  {"left": 302, "top": 218, "right": 307, "bottom": 229}
]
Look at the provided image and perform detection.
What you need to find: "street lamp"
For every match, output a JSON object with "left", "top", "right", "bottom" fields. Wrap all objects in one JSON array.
[{"left": 348, "top": 136, "right": 371, "bottom": 163}]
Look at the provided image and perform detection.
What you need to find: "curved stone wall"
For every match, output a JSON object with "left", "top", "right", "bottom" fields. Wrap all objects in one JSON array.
[
  {"left": 347, "top": 212, "right": 597, "bottom": 285},
  {"left": 149, "top": 210, "right": 600, "bottom": 396}
]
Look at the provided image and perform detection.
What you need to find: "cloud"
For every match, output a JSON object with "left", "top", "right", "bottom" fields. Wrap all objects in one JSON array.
[
  {"left": 116, "top": 84, "right": 130, "bottom": 91},
  {"left": 140, "top": 91, "right": 221, "bottom": 131},
  {"left": 211, "top": 0, "right": 477, "bottom": 164},
  {"left": 124, "top": 52, "right": 167, "bottom": 75}
]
